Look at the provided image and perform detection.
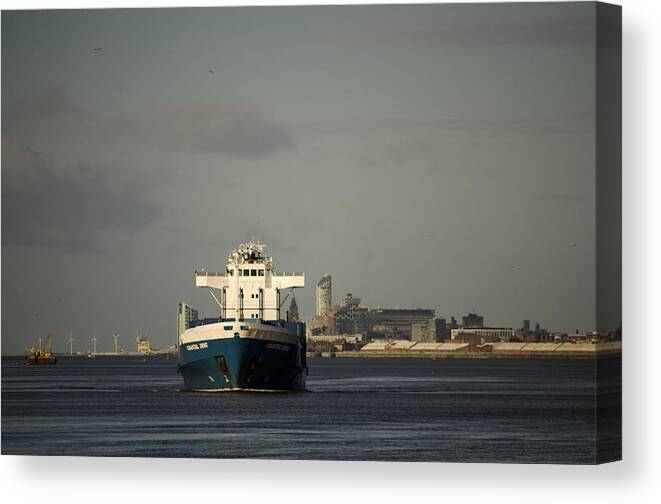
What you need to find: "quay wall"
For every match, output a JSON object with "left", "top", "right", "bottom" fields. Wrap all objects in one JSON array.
[{"left": 309, "top": 341, "right": 622, "bottom": 360}]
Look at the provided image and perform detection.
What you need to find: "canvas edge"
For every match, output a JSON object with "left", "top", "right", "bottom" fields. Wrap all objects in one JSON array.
[{"left": 595, "top": 0, "right": 622, "bottom": 465}]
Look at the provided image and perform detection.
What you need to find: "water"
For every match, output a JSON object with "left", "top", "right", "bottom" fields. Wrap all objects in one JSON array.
[{"left": 1, "top": 356, "right": 621, "bottom": 463}]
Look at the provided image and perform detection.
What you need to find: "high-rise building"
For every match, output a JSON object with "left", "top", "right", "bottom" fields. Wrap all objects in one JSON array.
[
  {"left": 287, "top": 294, "right": 300, "bottom": 322},
  {"left": 331, "top": 293, "right": 370, "bottom": 335},
  {"left": 462, "top": 312, "right": 484, "bottom": 328},
  {"left": 316, "top": 274, "right": 332, "bottom": 317},
  {"left": 341, "top": 293, "right": 360, "bottom": 308},
  {"left": 177, "top": 301, "right": 199, "bottom": 347},
  {"left": 522, "top": 320, "right": 531, "bottom": 334}
]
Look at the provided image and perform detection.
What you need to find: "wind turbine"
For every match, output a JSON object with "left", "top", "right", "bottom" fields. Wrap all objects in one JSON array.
[
  {"left": 113, "top": 333, "right": 120, "bottom": 354},
  {"left": 68, "top": 332, "right": 75, "bottom": 356}
]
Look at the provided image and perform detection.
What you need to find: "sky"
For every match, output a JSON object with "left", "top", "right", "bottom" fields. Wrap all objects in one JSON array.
[{"left": 2, "top": 3, "right": 600, "bottom": 354}]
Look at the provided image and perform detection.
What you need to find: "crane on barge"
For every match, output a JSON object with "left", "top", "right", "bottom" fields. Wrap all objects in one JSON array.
[{"left": 26, "top": 333, "right": 57, "bottom": 365}]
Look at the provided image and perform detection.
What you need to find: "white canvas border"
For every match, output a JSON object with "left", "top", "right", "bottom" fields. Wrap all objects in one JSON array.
[{"left": 1, "top": 0, "right": 658, "bottom": 503}]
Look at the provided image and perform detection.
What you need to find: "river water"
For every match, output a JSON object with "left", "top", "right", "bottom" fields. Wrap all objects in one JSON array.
[{"left": 1, "top": 355, "right": 621, "bottom": 463}]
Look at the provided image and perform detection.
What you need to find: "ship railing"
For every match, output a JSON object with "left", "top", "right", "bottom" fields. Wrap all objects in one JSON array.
[
  {"left": 195, "top": 271, "right": 224, "bottom": 277},
  {"left": 195, "top": 271, "right": 303, "bottom": 277}
]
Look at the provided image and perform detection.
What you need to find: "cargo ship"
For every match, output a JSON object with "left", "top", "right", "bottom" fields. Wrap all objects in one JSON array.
[
  {"left": 26, "top": 334, "right": 57, "bottom": 365},
  {"left": 178, "top": 242, "right": 307, "bottom": 391}
]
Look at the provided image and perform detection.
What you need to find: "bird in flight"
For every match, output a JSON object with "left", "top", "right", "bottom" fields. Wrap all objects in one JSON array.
[
  {"left": 92, "top": 47, "right": 103, "bottom": 52},
  {"left": 208, "top": 69, "right": 215, "bottom": 74}
]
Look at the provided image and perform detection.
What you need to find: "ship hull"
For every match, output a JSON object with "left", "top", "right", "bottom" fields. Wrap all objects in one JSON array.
[
  {"left": 25, "top": 355, "right": 57, "bottom": 365},
  {"left": 178, "top": 322, "right": 306, "bottom": 392}
]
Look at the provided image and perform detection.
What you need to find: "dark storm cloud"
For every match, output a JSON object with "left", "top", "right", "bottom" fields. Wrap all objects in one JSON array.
[
  {"left": 3, "top": 88, "right": 90, "bottom": 125},
  {"left": 165, "top": 103, "right": 294, "bottom": 158},
  {"left": 1, "top": 140, "right": 160, "bottom": 251},
  {"left": 3, "top": 89, "right": 293, "bottom": 159}
]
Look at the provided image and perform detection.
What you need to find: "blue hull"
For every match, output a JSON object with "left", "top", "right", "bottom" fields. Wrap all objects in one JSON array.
[{"left": 178, "top": 332, "right": 306, "bottom": 391}]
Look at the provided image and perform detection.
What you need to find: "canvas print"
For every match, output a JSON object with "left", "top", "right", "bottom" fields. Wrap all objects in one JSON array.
[{"left": 1, "top": 2, "right": 621, "bottom": 464}]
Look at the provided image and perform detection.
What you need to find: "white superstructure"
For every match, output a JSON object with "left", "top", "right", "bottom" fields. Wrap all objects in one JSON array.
[{"left": 195, "top": 242, "right": 305, "bottom": 322}]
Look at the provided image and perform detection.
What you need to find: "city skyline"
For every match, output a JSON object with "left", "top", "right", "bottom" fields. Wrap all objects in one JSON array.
[
  {"left": 2, "top": 4, "right": 605, "bottom": 354},
  {"left": 7, "top": 267, "right": 602, "bottom": 354}
]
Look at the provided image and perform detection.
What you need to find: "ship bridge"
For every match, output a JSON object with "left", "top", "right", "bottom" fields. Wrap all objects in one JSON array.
[{"left": 195, "top": 242, "right": 304, "bottom": 321}]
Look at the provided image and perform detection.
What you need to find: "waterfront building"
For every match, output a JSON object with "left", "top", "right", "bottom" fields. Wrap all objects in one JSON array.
[
  {"left": 412, "top": 318, "right": 448, "bottom": 343},
  {"left": 447, "top": 316, "right": 459, "bottom": 331},
  {"left": 307, "top": 334, "right": 363, "bottom": 344},
  {"left": 177, "top": 302, "right": 199, "bottom": 347},
  {"left": 307, "top": 334, "right": 363, "bottom": 352},
  {"left": 462, "top": 312, "right": 484, "bottom": 328},
  {"left": 308, "top": 314, "right": 332, "bottom": 335},
  {"left": 451, "top": 327, "right": 515, "bottom": 343},
  {"left": 368, "top": 308, "right": 435, "bottom": 340},
  {"left": 316, "top": 274, "right": 332, "bottom": 317},
  {"left": 330, "top": 293, "right": 371, "bottom": 335}
]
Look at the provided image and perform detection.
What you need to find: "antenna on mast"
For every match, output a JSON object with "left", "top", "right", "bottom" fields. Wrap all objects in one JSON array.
[
  {"left": 113, "top": 333, "right": 120, "bottom": 354},
  {"left": 91, "top": 329, "right": 97, "bottom": 355}
]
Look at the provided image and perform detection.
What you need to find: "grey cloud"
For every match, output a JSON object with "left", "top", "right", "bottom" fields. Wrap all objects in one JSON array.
[
  {"left": 296, "top": 112, "right": 593, "bottom": 176},
  {"left": 399, "top": 112, "right": 595, "bottom": 134},
  {"left": 391, "top": 16, "right": 595, "bottom": 48},
  {"left": 1, "top": 140, "right": 160, "bottom": 251},
  {"left": 540, "top": 192, "right": 589, "bottom": 203},
  {"left": 301, "top": 110, "right": 594, "bottom": 140},
  {"left": 345, "top": 4, "right": 595, "bottom": 49},
  {"left": 3, "top": 88, "right": 90, "bottom": 126},
  {"left": 3, "top": 89, "right": 293, "bottom": 159},
  {"left": 165, "top": 104, "right": 293, "bottom": 158},
  {"left": 259, "top": 5, "right": 594, "bottom": 51}
]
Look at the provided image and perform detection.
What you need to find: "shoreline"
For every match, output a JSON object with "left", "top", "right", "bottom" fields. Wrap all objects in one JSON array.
[
  {"left": 2, "top": 347, "right": 622, "bottom": 361},
  {"left": 309, "top": 350, "right": 622, "bottom": 360}
]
